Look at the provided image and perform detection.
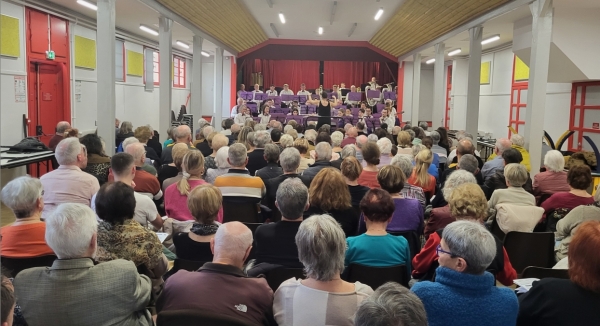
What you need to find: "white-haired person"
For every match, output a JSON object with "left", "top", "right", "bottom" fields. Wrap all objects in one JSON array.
[
  {"left": 205, "top": 146, "right": 231, "bottom": 184},
  {"left": 488, "top": 163, "right": 536, "bottom": 210},
  {"left": 331, "top": 131, "right": 344, "bottom": 156},
  {"left": 0, "top": 176, "right": 54, "bottom": 259},
  {"left": 533, "top": 150, "right": 570, "bottom": 201},
  {"left": 14, "top": 203, "right": 153, "bottom": 325},
  {"left": 481, "top": 138, "right": 512, "bottom": 180},
  {"left": 273, "top": 214, "right": 374, "bottom": 325},
  {"left": 411, "top": 221, "right": 518, "bottom": 326},
  {"left": 203, "top": 133, "right": 229, "bottom": 171},
  {"left": 195, "top": 126, "right": 215, "bottom": 157},
  {"left": 301, "top": 142, "right": 334, "bottom": 181},
  {"left": 355, "top": 282, "right": 428, "bottom": 326},
  {"left": 40, "top": 137, "right": 100, "bottom": 218},
  {"left": 376, "top": 137, "right": 393, "bottom": 167}
]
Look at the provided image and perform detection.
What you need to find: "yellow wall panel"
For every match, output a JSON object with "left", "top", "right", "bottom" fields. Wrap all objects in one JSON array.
[
  {"left": 74, "top": 36, "right": 97, "bottom": 69},
  {"left": 127, "top": 50, "right": 144, "bottom": 76},
  {"left": 1, "top": 14, "right": 20, "bottom": 58},
  {"left": 480, "top": 61, "right": 491, "bottom": 85},
  {"left": 514, "top": 56, "right": 530, "bottom": 81}
]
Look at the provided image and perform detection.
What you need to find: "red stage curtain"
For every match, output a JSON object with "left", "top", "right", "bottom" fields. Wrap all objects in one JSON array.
[
  {"left": 323, "top": 61, "right": 397, "bottom": 88},
  {"left": 243, "top": 59, "right": 320, "bottom": 92}
]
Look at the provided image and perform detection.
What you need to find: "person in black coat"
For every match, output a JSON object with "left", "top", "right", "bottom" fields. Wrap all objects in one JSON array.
[{"left": 255, "top": 144, "right": 283, "bottom": 181}]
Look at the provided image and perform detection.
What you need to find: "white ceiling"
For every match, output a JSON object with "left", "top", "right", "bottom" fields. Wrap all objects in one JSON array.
[{"left": 241, "top": 0, "right": 405, "bottom": 41}]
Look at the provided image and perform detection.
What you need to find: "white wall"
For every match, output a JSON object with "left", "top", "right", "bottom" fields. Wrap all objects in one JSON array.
[
  {"left": 402, "top": 62, "right": 413, "bottom": 123},
  {"left": 419, "top": 68, "right": 434, "bottom": 122}
]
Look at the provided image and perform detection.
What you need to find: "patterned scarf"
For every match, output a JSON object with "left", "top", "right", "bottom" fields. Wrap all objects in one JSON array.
[{"left": 190, "top": 223, "right": 219, "bottom": 236}]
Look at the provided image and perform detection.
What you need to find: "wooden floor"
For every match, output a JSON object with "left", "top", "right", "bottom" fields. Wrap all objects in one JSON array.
[{"left": 1, "top": 203, "right": 16, "bottom": 227}]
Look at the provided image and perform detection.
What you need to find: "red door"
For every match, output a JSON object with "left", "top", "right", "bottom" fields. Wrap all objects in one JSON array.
[{"left": 27, "top": 62, "right": 64, "bottom": 145}]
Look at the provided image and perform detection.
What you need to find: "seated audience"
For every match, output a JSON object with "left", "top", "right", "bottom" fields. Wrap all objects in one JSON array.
[
  {"left": 510, "top": 134, "right": 531, "bottom": 172},
  {"left": 293, "top": 138, "right": 314, "bottom": 173},
  {"left": 332, "top": 143, "right": 356, "bottom": 169},
  {"left": 429, "top": 130, "right": 448, "bottom": 166},
  {"left": 265, "top": 148, "right": 311, "bottom": 212},
  {"left": 246, "top": 130, "right": 272, "bottom": 176},
  {"left": 411, "top": 221, "right": 518, "bottom": 326},
  {"left": 134, "top": 125, "right": 161, "bottom": 166},
  {"left": 0, "top": 176, "right": 54, "bottom": 258},
  {"left": 355, "top": 282, "right": 428, "bottom": 326},
  {"left": 376, "top": 137, "right": 393, "bottom": 167},
  {"left": 79, "top": 134, "right": 111, "bottom": 185},
  {"left": 425, "top": 171, "right": 477, "bottom": 238},
  {"left": 301, "top": 142, "right": 333, "bottom": 181},
  {"left": 488, "top": 163, "right": 536, "bottom": 208},
  {"left": 40, "top": 137, "right": 100, "bottom": 218},
  {"left": 205, "top": 146, "right": 231, "bottom": 184},
  {"left": 173, "top": 185, "right": 222, "bottom": 262},
  {"left": 304, "top": 129, "right": 317, "bottom": 153},
  {"left": 274, "top": 214, "right": 374, "bottom": 325},
  {"left": 304, "top": 168, "right": 359, "bottom": 237},
  {"left": 397, "top": 131, "right": 413, "bottom": 155},
  {"left": 431, "top": 154, "right": 480, "bottom": 208},
  {"left": 255, "top": 144, "right": 283, "bottom": 181},
  {"left": 357, "top": 142, "right": 381, "bottom": 188},
  {"left": 341, "top": 127, "right": 358, "bottom": 147},
  {"left": 49, "top": 120, "right": 70, "bottom": 150},
  {"left": 420, "top": 136, "right": 440, "bottom": 168},
  {"left": 408, "top": 149, "right": 436, "bottom": 200},
  {"left": 331, "top": 131, "right": 344, "bottom": 155},
  {"left": 482, "top": 148, "right": 533, "bottom": 199},
  {"left": 347, "top": 189, "right": 411, "bottom": 274},
  {"left": 541, "top": 164, "right": 594, "bottom": 218},
  {"left": 412, "top": 183, "right": 517, "bottom": 286},
  {"left": 279, "top": 134, "right": 294, "bottom": 150},
  {"left": 116, "top": 121, "right": 134, "bottom": 147},
  {"left": 481, "top": 138, "right": 511, "bottom": 180},
  {"left": 446, "top": 132, "right": 481, "bottom": 163},
  {"left": 441, "top": 139, "right": 482, "bottom": 184},
  {"left": 555, "top": 191, "right": 600, "bottom": 260},
  {"left": 228, "top": 123, "right": 241, "bottom": 144},
  {"left": 203, "top": 133, "right": 228, "bottom": 171},
  {"left": 533, "top": 150, "right": 570, "bottom": 200},
  {"left": 14, "top": 203, "right": 153, "bottom": 325},
  {"left": 157, "top": 222, "right": 274, "bottom": 325},
  {"left": 1, "top": 276, "right": 15, "bottom": 326},
  {"left": 95, "top": 182, "right": 168, "bottom": 292},
  {"left": 390, "top": 154, "right": 426, "bottom": 208},
  {"left": 220, "top": 118, "right": 234, "bottom": 136},
  {"left": 214, "top": 143, "right": 266, "bottom": 203},
  {"left": 160, "top": 143, "right": 189, "bottom": 192},
  {"left": 124, "top": 143, "right": 162, "bottom": 200},
  {"left": 162, "top": 125, "right": 196, "bottom": 164},
  {"left": 195, "top": 126, "right": 214, "bottom": 157},
  {"left": 163, "top": 126, "right": 175, "bottom": 148},
  {"left": 517, "top": 220, "right": 600, "bottom": 326},
  {"left": 436, "top": 127, "right": 451, "bottom": 154},
  {"left": 341, "top": 156, "right": 370, "bottom": 209}
]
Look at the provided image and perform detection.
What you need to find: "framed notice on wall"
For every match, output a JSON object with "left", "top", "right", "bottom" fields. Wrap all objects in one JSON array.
[{"left": 14, "top": 76, "right": 26, "bottom": 102}]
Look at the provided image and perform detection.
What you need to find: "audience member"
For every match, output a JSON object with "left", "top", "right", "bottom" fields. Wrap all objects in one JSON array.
[
  {"left": 163, "top": 126, "right": 175, "bottom": 148},
  {"left": 229, "top": 123, "right": 241, "bottom": 144},
  {"left": 49, "top": 121, "right": 71, "bottom": 150},
  {"left": 14, "top": 203, "right": 153, "bottom": 325},
  {"left": 120, "top": 136, "right": 139, "bottom": 153},
  {"left": 255, "top": 144, "right": 282, "bottom": 181},
  {"left": 214, "top": 143, "right": 266, "bottom": 204},
  {"left": 158, "top": 143, "right": 189, "bottom": 191},
  {"left": 246, "top": 130, "right": 272, "bottom": 176},
  {"left": 203, "top": 133, "right": 228, "bottom": 171},
  {"left": 517, "top": 220, "right": 600, "bottom": 326},
  {"left": 555, "top": 190, "right": 600, "bottom": 260},
  {"left": 436, "top": 127, "right": 451, "bottom": 154},
  {"left": 331, "top": 143, "right": 356, "bottom": 169},
  {"left": 411, "top": 221, "right": 518, "bottom": 326},
  {"left": 1, "top": 276, "right": 15, "bottom": 326},
  {"left": 195, "top": 126, "right": 214, "bottom": 157},
  {"left": 134, "top": 126, "right": 161, "bottom": 165},
  {"left": 341, "top": 157, "right": 370, "bottom": 209},
  {"left": 79, "top": 134, "right": 111, "bottom": 185},
  {"left": 482, "top": 148, "right": 533, "bottom": 199},
  {"left": 205, "top": 146, "right": 231, "bottom": 184},
  {"left": 162, "top": 125, "right": 195, "bottom": 164},
  {"left": 0, "top": 176, "right": 54, "bottom": 259},
  {"left": 157, "top": 222, "right": 274, "bottom": 325},
  {"left": 302, "top": 142, "right": 333, "bottom": 181},
  {"left": 429, "top": 130, "right": 448, "bottom": 166},
  {"left": 357, "top": 142, "right": 381, "bottom": 188},
  {"left": 279, "top": 134, "right": 294, "bottom": 150},
  {"left": 510, "top": 134, "right": 531, "bottom": 172},
  {"left": 390, "top": 155, "right": 426, "bottom": 208},
  {"left": 116, "top": 121, "right": 134, "bottom": 147},
  {"left": 274, "top": 214, "right": 374, "bottom": 325},
  {"left": 355, "top": 134, "right": 368, "bottom": 162},
  {"left": 304, "top": 168, "right": 359, "bottom": 237},
  {"left": 376, "top": 137, "right": 393, "bottom": 167},
  {"left": 396, "top": 131, "right": 413, "bottom": 155},
  {"left": 431, "top": 154, "right": 480, "bottom": 208},
  {"left": 341, "top": 127, "right": 358, "bottom": 147},
  {"left": 355, "top": 282, "right": 428, "bottom": 326},
  {"left": 481, "top": 138, "right": 511, "bottom": 180},
  {"left": 441, "top": 139, "right": 481, "bottom": 184},
  {"left": 446, "top": 132, "right": 481, "bottom": 164},
  {"left": 488, "top": 163, "right": 536, "bottom": 209},
  {"left": 124, "top": 143, "right": 162, "bottom": 200},
  {"left": 408, "top": 149, "right": 436, "bottom": 200},
  {"left": 40, "top": 137, "right": 100, "bottom": 218},
  {"left": 293, "top": 138, "right": 314, "bottom": 173},
  {"left": 541, "top": 164, "right": 594, "bottom": 225},
  {"left": 265, "top": 148, "right": 311, "bottom": 213},
  {"left": 533, "top": 150, "right": 570, "bottom": 200},
  {"left": 220, "top": 118, "right": 234, "bottom": 136}
]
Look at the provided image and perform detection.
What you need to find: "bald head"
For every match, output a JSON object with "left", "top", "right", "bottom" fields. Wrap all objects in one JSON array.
[
  {"left": 125, "top": 142, "right": 145, "bottom": 166},
  {"left": 211, "top": 221, "right": 253, "bottom": 268},
  {"left": 495, "top": 138, "right": 512, "bottom": 155},
  {"left": 231, "top": 123, "right": 241, "bottom": 133},
  {"left": 356, "top": 135, "right": 368, "bottom": 149},
  {"left": 174, "top": 125, "right": 192, "bottom": 143},
  {"left": 56, "top": 121, "right": 71, "bottom": 134},
  {"left": 347, "top": 127, "right": 358, "bottom": 138},
  {"left": 456, "top": 139, "right": 475, "bottom": 158}
]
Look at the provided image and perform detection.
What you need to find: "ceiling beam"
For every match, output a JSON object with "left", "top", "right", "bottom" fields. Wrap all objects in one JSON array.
[
  {"left": 397, "top": 0, "right": 533, "bottom": 61},
  {"left": 138, "top": 0, "right": 238, "bottom": 56}
]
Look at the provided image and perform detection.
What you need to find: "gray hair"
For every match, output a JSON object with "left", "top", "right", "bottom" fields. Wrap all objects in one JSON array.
[
  {"left": 174, "top": 125, "right": 191, "bottom": 140},
  {"left": 247, "top": 132, "right": 255, "bottom": 147},
  {"left": 458, "top": 154, "right": 478, "bottom": 174},
  {"left": 504, "top": 163, "right": 528, "bottom": 187},
  {"left": 315, "top": 142, "right": 332, "bottom": 161},
  {"left": 430, "top": 130, "right": 440, "bottom": 144},
  {"left": 280, "top": 134, "right": 294, "bottom": 148},
  {"left": 355, "top": 282, "right": 428, "bottom": 326},
  {"left": 213, "top": 221, "right": 253, "bottom": 263},
  {"left": 419, "top": 121, "right": 429, "bottom": 130},
  {"left": 254, "top": 124, "right": 267, "bottom": 132},
  {"left": 272, "top": 121, "right": 283, "bottom": 131},
  {"left": 412, "top": 144, "right": 426, "bottom": 157},
  {"left": 462, "top": 132, "right": 474, "bottom": 141},
  {"left": 121, "top": 136, "right": 139, "bottom": 151},
  {"left": 253, "top": 130, "right": 272, "bottom": 148},
  {"left": 45, "top": 203, "right": 98, "bottom": 259},
  {"left": 280, "top": 147, "right": 301, "bottom": 173},
  {"left": 296, "top": 214, "right": 346, "bottom": 281},
  {"left": 511, "top": 134, "right": 525, "bottom": 147},
  {"left": 356, "top": 135, "right": 368, "bottom": 149},
  {"left": 202, "top": 126, "right": 214, "bottom": 139},
  {"left": 495, "top": 138, "right": 512, "bottom": 154},
  {"left": 544, "top": 150, "right": 565, "bottom": 172},
  {"left": 276, "top": 178, "right": 309, "bottom": 220},
  {"left": 56, "top": 121, "right": 71, "bottom": 133},
  {"left": 377, "top": 137, "right": 392, "bottom": 155},
  {"left": 304, "top": 129, "right": 317, "bottom": 142},
  {"left": 197, "top": 118, "right": 210, "bottom": 129},
  {"left": 228, "top": 143, "right": 248, "bottom": 167},
  {"left": 125, "top": 142, "right": 145, "bottom": 162},
  {"left": 119, "top": 121, "right": 133, "bottom": 134},
  {"left": 391, "top": 154, "right": 414, "bottom": 178},
  {"left": 368, "top": 134, "right": 379, "bottom": 142},
  {"left": 55, "top": 137, "right": 82, "bottom": 165},
  {"left": 263, "top": 144, "right": 280, "bottom": 163},
  {"left": 283, "top": 125, "right": 293, "bottom": 133},
  {"left": 406, "top": 129, "right": 415, "bottom": 140},
  {"left": 340, "top": 145, "right": 357, "bottom": 159},
  {"left": 215, "top": 146, "right": 231, "bottom": 169},
  {"left": 442, "top": 170, "right": 476, "bottom": 200},
  {"left": 0, "top": 176, "right": 43, "bottom": 218},
  {"left": 442, "top": 220, "right": 496, "bottom": 275},
  {"left": 331, "top": 131, "right": 344, "bottom": 147}
]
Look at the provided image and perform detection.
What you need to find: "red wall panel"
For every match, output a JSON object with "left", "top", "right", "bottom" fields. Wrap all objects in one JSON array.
[
  {"left": 28, "top": 10, "right": 49, "bottom": 55},
  {"left": 50, "top": 17, "right": 69, "bottom": 58}
]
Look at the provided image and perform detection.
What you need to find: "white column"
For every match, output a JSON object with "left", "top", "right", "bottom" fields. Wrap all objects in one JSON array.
[
  {"left": 411, "top": 53, "right": 421, "bottom": 126},
  {"left": 432, "top": 42, "right": 446, "bottom": 129},
  {"left": 96, "top": 0, "right": 116, "bottom": 154},
  {"left": 159, "top": 16, "right": 172, "bottom": 142},
  {"left": 525, "top": 0, "right": 553, "bottom": 176},
  {"left": 465, "top": 26, "right": 483, "bottom": 138},
  {"left": 191, "top": 35, "right": 203, "bottom": 120},
  {"left": 214, "top": 47, "right": 224, "bottom": 125}
]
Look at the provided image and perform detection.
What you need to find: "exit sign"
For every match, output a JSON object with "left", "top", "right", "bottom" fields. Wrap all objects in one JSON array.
[
  {"left": 46, "top": 50, "right": 55, "bottom": 60},
  {"left": 593, "top": 122, "right": 599, "bottom": 130}
]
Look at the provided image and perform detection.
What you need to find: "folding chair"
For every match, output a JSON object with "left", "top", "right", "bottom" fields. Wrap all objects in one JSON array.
[
  {"left": 157, "top": 309, "right": 255, "bottom": 326},
  {"left": 344, "top": 264, "right": 409, "bottom": 289},
  {"left": 264, "top": 267, "right": 305, "bottom": 292},
  {"left": 1, "top": 255, "right": 57, "bottom": 277},
  {"left": 388, "top": 230, "right": 421, "bottom": 262},
  {"left": 521, "top": 266, "right": 569, "bottom": 280},
  {"left": 222, "top": 199, "right": 261, "bottom": 223},
  {"left": 503, "top": 231, "right": 555, "bottom": 275}
]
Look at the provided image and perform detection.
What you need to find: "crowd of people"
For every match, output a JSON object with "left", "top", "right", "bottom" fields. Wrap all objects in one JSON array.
[{"left": 1, "top": 99, "right": 600, "bottom": 326}]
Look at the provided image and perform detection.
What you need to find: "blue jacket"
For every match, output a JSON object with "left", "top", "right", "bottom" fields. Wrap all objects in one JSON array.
[{"left": 411, "top": 266, "right": 518, "bottom": 326}]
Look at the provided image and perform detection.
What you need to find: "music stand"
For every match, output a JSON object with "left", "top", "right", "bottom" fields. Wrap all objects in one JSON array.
[
  {"left": 268, "top": 96, "right": 282, "bottom": 105},
  {"left": 285, "top": 115, "right": 304, "bottom": 125},
  {"left": 347, "top": 92, "right": 362, "bottom": 103},
  {"left": 367, "top": 90, "right": 381, "bottom": 100},
  {"left": 271, "top": 113, "right": 287, "bottom": 124},
  {"left": 254, "top": 93, "right": 268, "bottom": 101},
  {"left": 281, "top": 95, "right": 295, "bottom": 103},
  {"left": 311, "top": 94, "right": 320, "bottom": 100},
  {"left": 327, "top": 92, "right": 338, "bottom": 100},
  {"left": 366, "top": 118, "right": 379, "bottom": 132},
  {"left": 240, "top": 92, "right": 254, "bottom": 101},
  {"left": 383, "top": 92, "right": 397, "bottom": 101},
  {"left": 341, "top": 89, "right": 350, "bottom": 97},
  {"left": 298, "top": 95, "right": 307, "bottom": 104}
]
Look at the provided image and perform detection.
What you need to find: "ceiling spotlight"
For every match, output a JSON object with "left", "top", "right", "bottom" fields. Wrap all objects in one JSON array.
[
  {"left": 139, "top": 24, "right": 159, "bottom": 36},
  {"left": 426, "top": 58, "right": 435, "bottom": 64},
  {"left": 201, "top": 51, "right": 210, "bottom": 57},
  {"left": 448, "top": 49, "right": 462, "bottom": 56},
  {"left": 279, "top": 12, "right": 285, "bottom": 24},
  {"left": 374, "top": 8, "right": 384, "bottom": 20},
  {"left": 77, "top": 0, "right": 97, "bottom": 10},
  {"left": 318, "top": 27, "right": 323, "bottom": 35},
  {"left": 481, "top": 35, "right": 500, "bottom": 45},
  {"left": 176, "top": 41, "right": 189, "bottom": 49}
]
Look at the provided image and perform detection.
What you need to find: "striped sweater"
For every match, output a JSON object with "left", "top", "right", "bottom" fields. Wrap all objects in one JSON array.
[{"left": 214, "top": 169, "right": 266, "bottom": 199}]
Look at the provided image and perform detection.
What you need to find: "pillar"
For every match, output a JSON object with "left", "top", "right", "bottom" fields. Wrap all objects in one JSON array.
[
  {"left": 411, "top": 53, "right": 421, "bottom": 126},
  {"left": 191, "top": 35, "right": 203, "bottom": 120},
  {"left": 96, "top": 0, "right": 116, "bottom": 154},
  {"left": 214, "top": 47, "right": 224, "bottom": 128},
  {"left": 159, "top": 16, "right": 172, "bottom": 142},
  {"left": 432, "top": 42, "right": 446, "bottom": 129},
  {"left": 465, "top": 26, "right": 483, "bottom": 138}
]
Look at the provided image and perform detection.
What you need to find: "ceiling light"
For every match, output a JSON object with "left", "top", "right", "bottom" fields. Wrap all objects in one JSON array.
[
  {"left": 176, "top": 41, "right": 189, "bottom": 49},
  {"left": 318, "top": 27, "right": 323, "bottom": 35},
  {"left": 77, "top": 0, "right": 97, "bottom": 10},
  {"left": 139, "top": 25, "right": 158, "bottom": 36},
  {"left": 374, "top": 8, "right": 384, "bottom": 20},
  {"left": 270, "top": 23, "right": 279, "bottom": 38},
  {"left": 348, "top": 23, "right": 357, "bottom": 37},
  {"left": 201, "top": 51, "right": 210, "bottom": 57},
  {"left": 330, "top": 1, "right": 337, "bottom": 25},
  {"left": 279, "top": 12, "right": 285, "bottom": 24},
  {"left": 481, "top": 35, "right": 500, "bottom": 45},
  {"left": 448, "top": 49, "right": 462, "bottom": 56},
  {"left": 426, "top": 58, "right": 435, "bottom": 64}
]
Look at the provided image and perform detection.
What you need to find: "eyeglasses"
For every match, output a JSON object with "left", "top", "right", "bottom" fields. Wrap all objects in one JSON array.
[{"left": 436, "top": 244, "right": 459, "bottom": 258}]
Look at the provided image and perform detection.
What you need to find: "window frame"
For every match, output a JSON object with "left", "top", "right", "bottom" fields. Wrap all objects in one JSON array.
[{"left": 173, "top": 55, "right": 186, "bottom": 88}]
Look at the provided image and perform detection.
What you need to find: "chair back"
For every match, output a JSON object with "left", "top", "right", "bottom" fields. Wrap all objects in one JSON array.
[
  {"left": 157, "top": 309, "right": 255, "bottom": 326},
  {"left": 387, "top": 231, "right": 421, "bottom": 262},
  {"left": 222, "top": 199, "right": 261, "bottom": 223},
  {"left": 242, "top": 222, "right": 263, "bottom": 234},
  {"left": 1, "top": 255, "right": 57, "bottom": 277},
  {"left": 522, "top": 266, "right": 570, "bottom": 280},
  {"left": 345, "top": 264, "right": 409, "bottom": 289},
  {"left": 264, "top": 267, "right": 305, "bottom": 292},
  {"left": 503, "top": 231, "right": 555, "bottom": 275},
  {"left": 495, "top": 204, "right": 544, "bottom": 234}
]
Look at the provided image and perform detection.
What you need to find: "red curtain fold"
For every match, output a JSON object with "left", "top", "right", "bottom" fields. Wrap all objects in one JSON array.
[{"left": 323, "top": 61, "right": 397, "bottom": 88}]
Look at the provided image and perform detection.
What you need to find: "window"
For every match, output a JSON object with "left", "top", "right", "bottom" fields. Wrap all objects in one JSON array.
[
  {"left": 173, "top": 56, "right": 186, "bottom": 88},
  {"left": 152, "top": 51, "right": 160, "bottom": 85},
  {"left": 115, "top": 40, "right": 124, "bottom": 82}
]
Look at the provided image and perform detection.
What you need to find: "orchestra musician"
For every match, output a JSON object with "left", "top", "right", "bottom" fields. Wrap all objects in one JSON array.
[
  {"left": 345, "top": 85, "right": 359, "bottom": 106},
  {"left": 251, "top": 83, "right": 263, "bottom": 104},
  {"left": 266, "top": 85, "right": 278, "bottom": 96}
]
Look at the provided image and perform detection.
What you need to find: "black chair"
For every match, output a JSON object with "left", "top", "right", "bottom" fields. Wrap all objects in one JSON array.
[
  {"left": 344, "top": 264, "right": 409, "bottom": 289},
  {"left": 164, "top": 259, "right": 207, "bottom": 280},
  {"left": 503, "top": 231, "right": 555, "bottom": 275},
  {"left": 388, "top": 231, "right": 421, "bottom": 262},
  {"left": 157, "top": 309, "right": 255, "bottom": 326},
  {"left": 522, "top": 266, "right": 569, "bottom": 280},
  {"left": 222, "top": 199, "right": 261, "bottom": 223},
  {"left": 490, "top": 218, "right": 506, "bottom": 240},
  {"left": 1, "top": 255, "right": 57, "bottom": 277},
  {"left": 264, "top": 267, "right": 305, "bottom": 292},
  {"left": 243, "top": 222, "right": 263, "bottom": 235}
]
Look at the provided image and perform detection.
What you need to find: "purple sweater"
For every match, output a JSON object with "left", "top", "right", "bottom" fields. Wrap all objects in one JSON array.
[{"left": 359, "top": 197, "right": 424, "bottom": 234}]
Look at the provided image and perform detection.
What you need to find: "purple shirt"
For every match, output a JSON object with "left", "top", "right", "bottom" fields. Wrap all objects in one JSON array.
[{"left": 359, "top": 197, "right": 424, "bottom": 234}]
